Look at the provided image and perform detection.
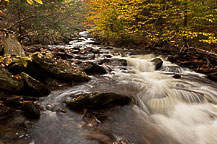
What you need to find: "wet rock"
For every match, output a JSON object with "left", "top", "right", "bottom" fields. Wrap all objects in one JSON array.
[
  {"left": 79, "top": 62, "right": 107, "bottom": 75},
  {"left": 0, "top": 67, "right": 24, "bottom": 92},
  {"left": 173, "top": 74, "right": 181, "bottom": 79},
  {"left": 21, "top": 72, "right": 50, "bottom": 97},
  {"left": 207, "top": 72, "right": 217, "bottom": 82},
  {"left": 7, "top": 62, "right": 24, "bottom": 75},
  {"left": 32, "top": 54, "right": 90, "bottom": 82},
  {"left": 21, "top": 102, "right": 40, "bottom": 119},
  {"left": 151, "top": 58, "right": 163, "bottom": 70},
  {"left": 66, "top": 92, "right": 133, "bottom": 111}
]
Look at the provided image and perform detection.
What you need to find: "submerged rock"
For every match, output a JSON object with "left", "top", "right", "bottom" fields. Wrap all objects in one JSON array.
[
  {"left": 21, "top": 102, "right": 40, "bottom": 119},
  {"left": 32, "top": 54, "right": 90, "bottom": 82},
  {"left": 151, "top": 58, "right": 163, "bottom": 70},
  {"left": 173, "top": 74, "right": 181, "bottom": 79},
  {"left": 79, "top": 62, "right": 107, "bottom": 75},
  {"left": 66, "top": 92, "right": 133, "bottom": 111},
  {"left": 21, "top": 72, "right": 50, "bottom": 96},
  {"left": 0, "top": 67, "right": 24, "bottom": 92}
]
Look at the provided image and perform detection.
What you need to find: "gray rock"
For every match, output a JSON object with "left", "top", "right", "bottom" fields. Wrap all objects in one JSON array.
[
  {"left": 151, "top": 58, "right": 163, "bottom": 70},
  {"left": 66, "top": 92, "right": 133, "bottom": 111},
  {"left": 0, "top": 67, "right": 24, "bottom": 92},
  {"left": 32, "top": 54, "right": 90, "bottom": 82},
  {"left": 21, "top": 72, "right": 50, "bottom": 96}
]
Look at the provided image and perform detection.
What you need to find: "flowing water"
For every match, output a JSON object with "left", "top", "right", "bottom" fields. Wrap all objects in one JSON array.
[{"left": 26, "top": 33, "right": 217, "bottom": 144}]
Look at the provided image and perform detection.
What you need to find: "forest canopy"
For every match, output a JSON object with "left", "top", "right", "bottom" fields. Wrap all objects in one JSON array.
[{"left": 84, "top": 0, "right": 217, "bottom": 50}]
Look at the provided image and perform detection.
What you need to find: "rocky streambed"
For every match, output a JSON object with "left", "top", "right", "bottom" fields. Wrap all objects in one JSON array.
[{"left": 0, "top": 33, "right": 217, "bottom": 144}]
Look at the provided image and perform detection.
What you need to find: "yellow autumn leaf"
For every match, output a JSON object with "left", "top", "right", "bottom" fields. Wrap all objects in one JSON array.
[
  {"left": 26, "top": 0, "right": 33, "bottom": 5},
  {"left": 35, "top": 0, "right": 43, "bottom": 4}
]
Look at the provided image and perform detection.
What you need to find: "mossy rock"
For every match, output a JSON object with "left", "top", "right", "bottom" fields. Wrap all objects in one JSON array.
[
  {"left": 4, "top": 34, "right": 25, "bottom": 57},
  {"left": 32, "top": 54, "right": 90, "bottom": 82},
  {"left": 0, "top": 67, "right": 24, "bottom": 92}
]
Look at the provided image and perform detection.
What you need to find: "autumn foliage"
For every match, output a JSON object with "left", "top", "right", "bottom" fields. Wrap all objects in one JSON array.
[{"left": 84, "top": 0, "right": 217, "bottom": 49}]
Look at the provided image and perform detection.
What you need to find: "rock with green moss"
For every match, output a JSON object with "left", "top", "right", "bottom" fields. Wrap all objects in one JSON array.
[
  {"left": 32, "top": 54, "right": 90, "bottom": 82},
  {"left": 0, "top": 67, "right": 24, "bottom": 92},
  {"left": 21, "top": 72, "right": 50, "bottom": 97},
  {"left": 4, "top": 34, "right": 26, "bottom": 57}
]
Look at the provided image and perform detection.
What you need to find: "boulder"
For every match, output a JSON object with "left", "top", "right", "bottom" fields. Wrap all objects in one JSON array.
[
  {"left": 207, "top": 72, "right": 217, "bottom": 82},
  {"left": 4, "top": 34, "right": 26, "bottom": 57},
  {"left": 21, "top": 101, "right": 40, "bottom": 119},
  {"left": 79, "top": 62, "right": 107, "bottom": 75},
  {"left": 32, "top": 54, "right": 90, "bottom": 82},
  {"left": 21, "top": 72, "right": 50, "bottom": 97},
  {"left": 151, "top": 58, "right": 163, "bottom": 70},
  {"left": 0, "top": 67, "right": 24, "bottom": 92},
  {"left": 66, "top": 92, "right": 133, "bottom": 111}
]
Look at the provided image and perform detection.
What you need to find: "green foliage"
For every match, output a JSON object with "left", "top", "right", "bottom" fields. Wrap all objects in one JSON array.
[{"left": 3, "top": 0, "right": 86, "bottom": 44}]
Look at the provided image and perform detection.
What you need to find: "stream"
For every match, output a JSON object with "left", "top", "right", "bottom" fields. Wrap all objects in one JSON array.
[{"left": 14, "top": 32, "right": 217, "bottom": 144}]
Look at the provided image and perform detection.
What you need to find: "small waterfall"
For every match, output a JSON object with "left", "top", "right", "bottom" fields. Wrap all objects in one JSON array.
[{"left": 84, "top": 54, "right": 217, "bottom": 144}]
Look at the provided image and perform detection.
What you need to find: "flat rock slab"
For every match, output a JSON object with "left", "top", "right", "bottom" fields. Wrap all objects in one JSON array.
[
  {"left": 32, "top": 54, "right": 90, "bottom": 82},
  {"left": 66, "top": 92, "right": 133, "bottom": 111}
]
